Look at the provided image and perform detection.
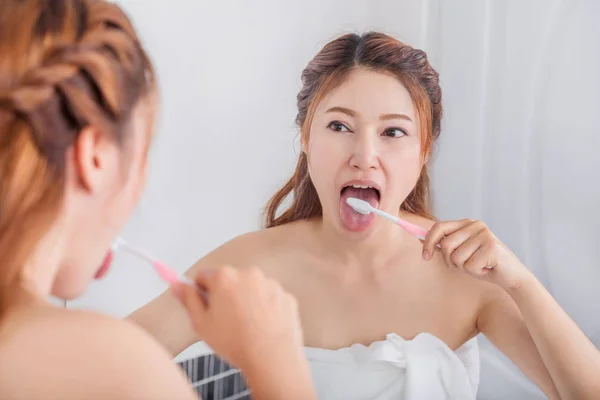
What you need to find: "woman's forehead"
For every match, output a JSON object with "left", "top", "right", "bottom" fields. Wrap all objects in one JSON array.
[{"left": 315, "top": 69, "right": 416, "bottom": 121}]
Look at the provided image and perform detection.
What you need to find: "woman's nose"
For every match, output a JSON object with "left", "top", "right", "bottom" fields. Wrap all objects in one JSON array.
[{"left": 349, "top": 133, "right": 380, "bottom": 171}]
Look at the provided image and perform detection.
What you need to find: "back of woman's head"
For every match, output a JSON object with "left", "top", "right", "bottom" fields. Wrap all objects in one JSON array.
[
  {"left": 264, "top": 32, "right": 442, "bottom": 228},
  {"left": 0, "top": 0, "right": 154, "bottom": 315}
]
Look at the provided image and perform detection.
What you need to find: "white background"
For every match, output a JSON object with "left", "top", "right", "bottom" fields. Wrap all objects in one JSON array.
[{"left": 67, "top": 1, "right": 600, "bottom": 398}]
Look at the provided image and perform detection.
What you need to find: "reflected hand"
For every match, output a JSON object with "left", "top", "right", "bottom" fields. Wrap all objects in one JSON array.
[{"left": 421, "top": 219, "right": 532, "bottom": 291}]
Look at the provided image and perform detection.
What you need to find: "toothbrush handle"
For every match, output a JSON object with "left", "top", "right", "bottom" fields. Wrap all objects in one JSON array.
[
  {"left": 372, "top": 208, "right": 442, "bottom": 249},
  {"left": 414, "top": 233, "right": 442, "bottom": 249},
  {"left": 395, "top": 219, "right": 429, "bottom": 238},
  {"left": 393, "top": 220, "right": 442, "bottom": 249}
]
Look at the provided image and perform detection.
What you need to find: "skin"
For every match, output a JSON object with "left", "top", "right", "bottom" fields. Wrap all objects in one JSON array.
[
  {"left": 130, "top": 68, "right": 600, "bottom": 400},
  {"left": 0, "top": 97, "right": 316, "bottom": 400}
]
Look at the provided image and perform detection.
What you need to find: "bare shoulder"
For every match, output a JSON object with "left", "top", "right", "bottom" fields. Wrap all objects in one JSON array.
[
  {"left": 0, "top": 307, "right": 195, "bottom": 400},
  {"left": 188, "top": 221, "right": 304, "bottom": 274}
]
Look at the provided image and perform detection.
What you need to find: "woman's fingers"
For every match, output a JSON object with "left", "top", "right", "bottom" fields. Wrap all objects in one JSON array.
[
  {"left": 443, "top": 221, "right": 488, "bottom": 266},
  {"left": 462, "top": 237, "right": 496, "bottom": 277},
  {"left": 422, "top": 219, "right": 473, "bottom": 261},
  {"left": 172, "top": 281, "right": 208, "bottom": 335},
  {"left": 422, "top": 219, "right": 499, "bottom": 279},
  {"left": 171, "top": 264, "right": 305, "bottom": 373}
]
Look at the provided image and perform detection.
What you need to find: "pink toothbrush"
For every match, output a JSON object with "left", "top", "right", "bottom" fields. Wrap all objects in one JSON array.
[
  {"left": 112, "top": 238, "right": 208, "bottom": 299},
  {"left": 346, "top": 197, "right": 441, "bottom": 248}
]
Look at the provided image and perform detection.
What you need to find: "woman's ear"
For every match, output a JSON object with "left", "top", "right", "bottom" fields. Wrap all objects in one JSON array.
[
  {"left": 72, "top": 126, "right": 118, "bottom": 193},
  {"left": 300, "top": 137, "right": 307, "bottom": 154},
  {"left": 301, "top": 127, "right": 313, "bottom": 154},
  {"left": 422, "top": 152, "right": 430, "bottom": 166}
]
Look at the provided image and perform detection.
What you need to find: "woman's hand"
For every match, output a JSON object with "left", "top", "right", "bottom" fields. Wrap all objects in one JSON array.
[
  {"left": 421, "top": 219, "right": 532, "bottom": 291},
  {"left": 170, "top": 265, "right": 316, "bottom": 400},
  {"left": 171, "top": 266, "right": 304, "bottom": 371}
]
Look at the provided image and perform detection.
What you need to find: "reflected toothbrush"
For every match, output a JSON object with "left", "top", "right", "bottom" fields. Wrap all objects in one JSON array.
[
  {"left": 346, "top": 197, "right": 441, "bottom": 248},
  {"left": 112, "top": 237, "right": 207, "bottom": 299}
]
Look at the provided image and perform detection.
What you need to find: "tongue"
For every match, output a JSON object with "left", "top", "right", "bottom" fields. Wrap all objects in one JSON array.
[{"left": 339, "top": 187, "right": 379, "bottom": 232}]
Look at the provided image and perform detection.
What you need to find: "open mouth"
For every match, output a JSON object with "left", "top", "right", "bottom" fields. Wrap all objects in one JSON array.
[
  {"left": 340, "top": 184, "right": 381, "bottom": 206},
  {"left": 338, "top": 182, "right": 381, "bottom": 232}
]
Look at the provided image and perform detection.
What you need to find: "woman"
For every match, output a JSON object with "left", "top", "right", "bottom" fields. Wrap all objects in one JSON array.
[
  {"left": 0, "top": 1, "right": 316, "bottom": 399},
  {"left": 130, "top": 32, "right": 600, "bottom": 399}
]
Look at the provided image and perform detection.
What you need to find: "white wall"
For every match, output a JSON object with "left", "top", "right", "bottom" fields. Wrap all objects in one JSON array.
[
  {"left": 68, "top": 0, "right": 370, "bottom": 316},
  {"left": 68, "top": 1, "right": 600, "bottom": 399}
]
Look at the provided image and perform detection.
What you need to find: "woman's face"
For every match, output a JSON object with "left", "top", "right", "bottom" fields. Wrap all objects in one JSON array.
[
  {"left": 306, "top": 68, "right": 424, "bottom": 238},
  {"left": 50, "top": 98, "right": 155, "bottom": 299}
]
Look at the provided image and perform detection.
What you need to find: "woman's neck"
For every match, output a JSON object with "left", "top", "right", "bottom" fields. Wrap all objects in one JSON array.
[
  {"left": 21, "top": 231, "right": 65, "bottom": 299},
  {"left": 310, "top": 215, "right": 413, "bottom": 270}
]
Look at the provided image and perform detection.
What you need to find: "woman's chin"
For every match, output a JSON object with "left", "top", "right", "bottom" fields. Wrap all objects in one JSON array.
[{"left": 50, "top": 278, "right": 89, "bottom": 301}]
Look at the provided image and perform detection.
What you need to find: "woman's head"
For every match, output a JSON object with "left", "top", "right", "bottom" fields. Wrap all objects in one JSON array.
[
  {"left": 0, "top": 0, "right": 155, "bottom": 311},
  {"left": 265, "top": 32, "right": 441, "bottom": 237}
]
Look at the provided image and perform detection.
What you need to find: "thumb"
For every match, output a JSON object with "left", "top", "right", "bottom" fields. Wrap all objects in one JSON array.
[
  {"left": 175, "top": 282, "right": 210, "bottom": 335},
  {"left": 192, "top": 269, "right": 217, "bottom": 289}
]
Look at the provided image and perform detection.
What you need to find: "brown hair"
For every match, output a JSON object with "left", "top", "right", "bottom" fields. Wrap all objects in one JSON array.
[
  {"left": 264, "top": 32, "right": 442, "bottom": 228},
  {"left": 0, "top": 0, "right": 154, "bottom": 318}
]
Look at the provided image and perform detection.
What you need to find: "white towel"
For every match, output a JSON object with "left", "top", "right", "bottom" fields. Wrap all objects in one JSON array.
[{"left": 304, "top": 332, "right": 480, "bottom": 400}]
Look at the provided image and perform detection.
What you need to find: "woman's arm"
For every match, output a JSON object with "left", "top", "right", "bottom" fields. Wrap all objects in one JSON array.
[
  {"left": 508, "top": 272, "right": 600, "bottom": 399},
  {"left": 478, "top": 272, "right": 600, "bottom": 400},
  {"left": 476, "top": 283, "right": 560, "bottom": 399},
  {"left": 242, "top": 361, "right": 316, "bottom": 400},
  {"left": 422, "top": 219, "right": 600, "bottom": 400},
  {"left": 127, "top": 289, "right": 198, "bottom": 356}
]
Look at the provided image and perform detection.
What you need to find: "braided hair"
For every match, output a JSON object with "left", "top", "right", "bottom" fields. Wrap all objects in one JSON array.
[{"left": 0, "top": 0, "right": 155, "bottom": 317}]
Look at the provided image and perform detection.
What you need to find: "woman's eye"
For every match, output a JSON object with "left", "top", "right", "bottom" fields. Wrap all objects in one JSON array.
[
  {"left": 383, "top": 128, "right": 407, "bottom": 138},
  {"left": 327, "top": 121, "right": 350, "bottom": 132}
]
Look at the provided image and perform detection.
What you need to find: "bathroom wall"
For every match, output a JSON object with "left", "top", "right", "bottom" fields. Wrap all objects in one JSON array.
[{"left": 68, "top": 1, "right": 600, "bottom": 398}]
